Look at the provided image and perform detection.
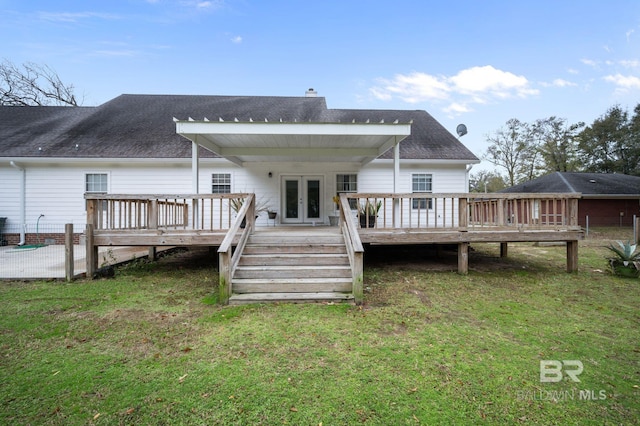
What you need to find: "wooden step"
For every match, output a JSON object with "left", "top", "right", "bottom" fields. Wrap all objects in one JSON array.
[
  {"left": 248, "top": 234, "right": 344, "bottom": 245},
  {"left": 238, "top": 254, "right": 350, "bottom": 266},
  {"left": 229, "top": 292, "right": 355, "bottom": 305},
  {"left": 234, "top": 265, "right": 352, "bottom": 279},
  {"left": 228, "top": 228, "right": 354, "bottom": 304},
  {"left": 233, "top": 277, "right": 352, "bottom": 293},
  {"left": 242, "top": 244, "right": 347, "bottom": 255}
]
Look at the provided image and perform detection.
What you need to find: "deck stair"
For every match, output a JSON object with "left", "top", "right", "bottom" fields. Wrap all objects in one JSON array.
[{"left": 228, "top": 227, "right": 354, "bottom": 304}]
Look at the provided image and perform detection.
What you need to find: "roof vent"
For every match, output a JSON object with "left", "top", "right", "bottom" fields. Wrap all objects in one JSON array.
[{"left": 305, "top": 88, "right": 317, "bottom": 97}]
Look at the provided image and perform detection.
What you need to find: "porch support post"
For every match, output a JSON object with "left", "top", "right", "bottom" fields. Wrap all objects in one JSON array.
[
  {"left": 393, "top": 140, "right": 400, "bottom": 228},
  {"left": 458, "top": 242, "right": 469, "bottom": 274},
  {"left": 500, "top": 242, "right": 508, "bottom": 258},
  {"left": 566, "top": 240, "right": 578, "bottom": 272},
  {"left": 85, "top": 223, "right": 98, "bottom": 279},
  {"left": 192, "top": 139, "right": 200, "bottom": 193},
  {"left": 65, "top": 223, "right": 74, "bottom": 282},
  {"left": 192, "top": 139, "right": 200, "bottom": 226}
]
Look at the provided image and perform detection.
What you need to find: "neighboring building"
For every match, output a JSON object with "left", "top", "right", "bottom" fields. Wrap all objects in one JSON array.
[
  {"left": 501, "top": 172, "right": 640, "bottom": 227},
  {"left": 0, "top": 91, "right": 479, "bottom": 244}
]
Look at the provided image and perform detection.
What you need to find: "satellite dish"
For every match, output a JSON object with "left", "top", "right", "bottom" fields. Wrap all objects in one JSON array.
[{"left": 456, "top": 124, "right": 468, "bottom": 137}]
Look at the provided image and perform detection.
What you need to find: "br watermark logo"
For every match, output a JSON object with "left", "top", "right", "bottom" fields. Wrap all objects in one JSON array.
[
  {"left": 540, "top": 360, "right": 583, "bottom": 383},
  {"left": 517, "top": 360, "right": 607, "bottom": 401}
]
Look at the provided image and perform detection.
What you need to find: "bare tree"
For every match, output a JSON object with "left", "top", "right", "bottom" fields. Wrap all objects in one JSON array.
[
  {"left": 0, "top": 60, "right": 79, "bottom": 106},
  {"left": 484, "top": 118, "right": 537, "bottom": 186}
]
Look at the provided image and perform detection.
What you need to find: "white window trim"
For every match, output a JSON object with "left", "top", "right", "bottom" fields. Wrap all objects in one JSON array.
[
  {"left": 336, "top": 173, "right": 358, "bottom": 210},
  {"left": 411, "top": 173, "right": 433, "bottom": 210},
  {"left": 84, "top": 171, "right": 110, "bottom": 194},
  {"left": 211, "top": 172, "right": 233, "bottom": 194}
]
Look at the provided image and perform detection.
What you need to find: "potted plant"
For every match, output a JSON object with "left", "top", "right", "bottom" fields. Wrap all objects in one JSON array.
[
  {"left": 358, "top": 200, "right": 381, "bottom": 228},
  {"left": 329, "top": 195, "right": 340, "bottom": 226},
  {"left": 267, "top": 210, "right": 277, "bottom": 220},
  {"left": 230, "top": 196, "right": 270, "bottom": 228},
  {"left": 606, "top": 240, "right": 640, "bottom": 278}
]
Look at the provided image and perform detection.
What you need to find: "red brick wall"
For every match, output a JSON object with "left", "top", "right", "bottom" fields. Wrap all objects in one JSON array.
[
  {"left": 2, "top": 233, "right": 82, "bottom": 246},
  {"left": 579, "top": 199, "right": 640, "bottom": 227}
]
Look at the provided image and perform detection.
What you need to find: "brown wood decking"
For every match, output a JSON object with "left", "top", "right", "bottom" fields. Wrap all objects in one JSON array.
[{"left": 84, "top": 193, "right": 585, "bottom": 304}]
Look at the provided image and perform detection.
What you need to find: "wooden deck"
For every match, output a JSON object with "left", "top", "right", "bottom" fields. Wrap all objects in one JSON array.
[{"left": 85, "top": 192, "right": 584, "bottom": 304}]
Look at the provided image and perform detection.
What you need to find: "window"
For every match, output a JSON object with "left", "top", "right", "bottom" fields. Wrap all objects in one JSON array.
[
  {"left": 412, "top": 173, "right": 432, "bottom": 209},
  {"left": 85, "top": 173, "right": 108, "bottom": 193},
  {"left": 336, "top": 174, "right": 358, "bottom": 209},
  {"left": 212, "top": 173, "right": 231, "bottom": 193}
]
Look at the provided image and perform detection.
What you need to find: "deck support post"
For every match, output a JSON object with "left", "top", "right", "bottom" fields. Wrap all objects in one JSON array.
[
  {"left": 500, "top": 242, "right": 508, "bottom": 258},
  {"left": 219, "top": 251, "right": 231, "bottom": 305},
  {"left": 148, "top": 246, "right": 157, "bottom": 261},
  {"left": 85, "top": 224, "right": 98, "bottom": 279},
  {"left": 566, "top": 240, "right": 578, "bottom": 272},
  {"left": 458, "top": 242, "right": 469, "bottom": 274},
  {"left": 353, "top": 251, "right": 364, "bottom": 305},
  {"left": 65, "top": 223, "right": 74, "bottom": 282}
]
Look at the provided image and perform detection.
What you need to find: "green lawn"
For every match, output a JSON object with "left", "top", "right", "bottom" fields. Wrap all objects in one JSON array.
[{"left": 0, "top": 235, "right": 638, "bottom": 425}]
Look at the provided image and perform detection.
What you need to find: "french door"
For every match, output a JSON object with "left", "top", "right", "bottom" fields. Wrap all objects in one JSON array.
[{"left": 281, "top": 176, "right": 323, "bottom": 224}]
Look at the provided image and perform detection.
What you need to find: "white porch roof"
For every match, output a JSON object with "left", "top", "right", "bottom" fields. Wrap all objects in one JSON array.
[{"left": 176, "top": 120, "right": 412, "bottom": 165}]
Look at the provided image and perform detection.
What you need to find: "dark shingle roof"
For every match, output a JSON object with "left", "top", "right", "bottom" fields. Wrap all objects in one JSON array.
[
  {"left": 0, "top": 94, "right": 479, "bottom": 161},
  {"left": 501, "top": 172, "right": 640, "bottom": 196}
]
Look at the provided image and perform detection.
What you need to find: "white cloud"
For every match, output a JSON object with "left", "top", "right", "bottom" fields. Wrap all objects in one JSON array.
[
  {"left": 372, "top": 72, "right": 450, "bottom": 104},
  {"left": 231, "top": 35, "right": 243, "bottom": 44},
  {"left": 540, "top": 78, "right": 577, "bottom": 88},
  {"left": 38, "top": 11, "right": 120, "bottom": 23},
  {"left": 450, "top": 65, "right": 537, "bottom": 98},
  {"left": 581, "top": 58, "right": 598, "bottom": 68},
  {"left": 180, "top": 0, "right": 223, "bottom": 10},
  {"left": 443, "top": 102, "right": 472, "bottom": 114},
  {"left": 603, "top": 73, "right": 640, "bottom": 90},
  {"left": 626, "top": 29, "right": 635, "bottom": 43},
  {"left": 620, "top": 59, "right": 640, "bottom": 68},
  {"left": 370, "top": 65, "right": 538, "bottom": 114},
  {"left": 92, "top": 50, "right": 138, "bottom": 57}
]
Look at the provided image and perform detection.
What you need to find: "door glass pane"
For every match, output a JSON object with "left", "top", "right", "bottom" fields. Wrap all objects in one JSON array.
[
  {"left": 286, "top": 180, "right": 299, "bottom": 218},
  {"left": 307, "top": 180, "right": 320, "bottom": 218}
]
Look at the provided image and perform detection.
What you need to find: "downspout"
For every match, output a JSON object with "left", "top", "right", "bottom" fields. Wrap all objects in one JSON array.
[{"left": 9, "top": 161, "right": 26, "bottom": 245}]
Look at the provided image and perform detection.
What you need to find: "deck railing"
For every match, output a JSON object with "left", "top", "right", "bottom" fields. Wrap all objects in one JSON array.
[
  {"left": 339, "top": 194, "right": 364, "bottom": 304},
  {"left": 346, "top": 193, "right": 581, "bottom": 230},
  {"left": 218, "top": 194, "right": 255, "bottom": 305},
  {"left": 85, "top": 193, "right": 252, "bottom": 231},
  {"left": 468, "top": 193, "right": 580, "bottom": 228}
]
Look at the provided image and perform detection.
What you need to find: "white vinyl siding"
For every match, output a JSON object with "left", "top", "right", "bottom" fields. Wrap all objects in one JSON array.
[{"left": 0, "top": 159, "right": 471, "bottom": 231}]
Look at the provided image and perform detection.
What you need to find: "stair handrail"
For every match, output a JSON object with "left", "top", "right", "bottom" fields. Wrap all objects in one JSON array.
[
  {"left": 339, "top": 193, "right": 364, "bottom": 304},
  {"left": 218, "top": 194, "right": 255, "bottom": 304}
]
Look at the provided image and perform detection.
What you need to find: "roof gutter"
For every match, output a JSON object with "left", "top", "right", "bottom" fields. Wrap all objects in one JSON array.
[
  {"left": 9, "top": 161, "right": 26, "bottom": 245},
  {"left": 581, "top": 194, "right": 640, "bottom": 199}
]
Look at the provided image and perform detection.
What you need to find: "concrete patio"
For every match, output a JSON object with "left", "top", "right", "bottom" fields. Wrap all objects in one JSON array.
[{"left": 0, "top": 244, "right": 155, "bottom": 280}]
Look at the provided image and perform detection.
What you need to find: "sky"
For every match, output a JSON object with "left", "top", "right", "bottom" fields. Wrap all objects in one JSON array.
[{"left": 2, "top": 0, "right": 640, "bottom": 171}]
